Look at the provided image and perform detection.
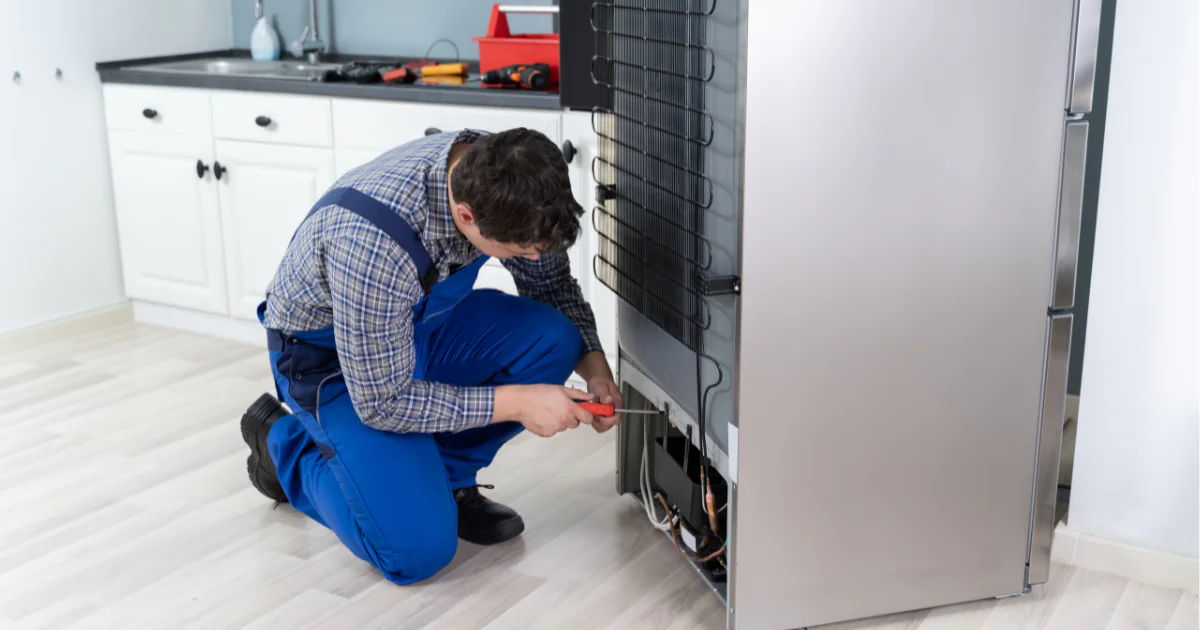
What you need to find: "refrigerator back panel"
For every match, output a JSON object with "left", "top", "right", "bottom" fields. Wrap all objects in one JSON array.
[
  {"left": 732, "top": 2, "right": 1075, "bottom": 629},
  {"left": 591, "top": 0, "right": 742, "bottom": 442}
]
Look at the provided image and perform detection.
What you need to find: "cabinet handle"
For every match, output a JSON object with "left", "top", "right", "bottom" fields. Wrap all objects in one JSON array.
[
  {"left": 561, "top": 140, "right": 576, "bottom": 164},
  {"left": 424, "top": 127, "right": 441, "bottom": 136},
  {"left": 255, "top": 115, "right": 272, "bottom": 127},
  {"left": 213, "top": 161, "right": 226, "bottom": 180},
  {"left": 142, "top": 108, "right": 158, "bottom": 119},
  {"left": 195, "top": 160, "right": 209, "bottom": 179}
]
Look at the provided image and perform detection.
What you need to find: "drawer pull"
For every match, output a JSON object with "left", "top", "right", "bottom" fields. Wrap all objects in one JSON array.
[
  {"left": 195, "top": 160, "right": 209, "bottom": 179},
  {"left": 142, "top": 108, "right": 158, "bottom": 119},
  {"left": 213, "top": 161, "right": 226, "bottom": 180},
  {"left": 424, "top": 127, "right": 441, "bottom": 136},
  {"left": 561, "top": 140, "right": 576, "bottom": 163},
  {"left": 255, "top": 115, "right": 273, "bottom": 127}
]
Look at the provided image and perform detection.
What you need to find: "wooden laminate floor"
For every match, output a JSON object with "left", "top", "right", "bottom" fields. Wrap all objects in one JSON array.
[{"left": 0, "top": 321, "right": 1195, "bottom": 630}]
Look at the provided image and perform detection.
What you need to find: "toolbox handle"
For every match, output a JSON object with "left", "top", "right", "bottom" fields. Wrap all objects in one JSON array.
[
  {"left": 487, "top": 4, "right": 558, "bottom": 38},
  {"left": 496, "top": 5, "right": 559, "bottom": 14}
]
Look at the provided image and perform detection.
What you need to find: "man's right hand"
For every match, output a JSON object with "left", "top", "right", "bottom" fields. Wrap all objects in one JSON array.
[{"left": 495, "top": 384, "right": 596, "bottom": 437}]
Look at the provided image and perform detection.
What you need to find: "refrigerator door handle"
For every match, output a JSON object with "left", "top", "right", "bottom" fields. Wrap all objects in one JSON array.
[
  {"left": 1028, "top": 314, "right": 1074, "bottom": 585},
  {"left": 1051, "top": 121, "right": 1090, "bottom": 311},
  {"left": 1067, "top": 0, "right": 1102, "bottom": 113}
]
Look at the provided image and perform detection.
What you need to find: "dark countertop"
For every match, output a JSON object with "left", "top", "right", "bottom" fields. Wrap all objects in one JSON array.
[{"left": 96, "top": 50, "right": 562, "bottom": 111}]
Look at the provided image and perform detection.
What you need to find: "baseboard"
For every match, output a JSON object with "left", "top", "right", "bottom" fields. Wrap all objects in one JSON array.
[
  {"left": 1053, "top": 524, "right": 1199, "bottom": 592},
  {"left": 0, "top": 301, "right": 133, "bottom": 354},
  {"left": 132, "top": 300, "right": 265, "bottom": 347}
]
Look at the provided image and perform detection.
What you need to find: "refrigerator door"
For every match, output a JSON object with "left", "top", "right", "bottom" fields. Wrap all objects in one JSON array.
[
  {"left": 733, "top": 2, "right": 1075, "bottom": 629},
  {"left": 1028, "top": 314, "right": 1074, "bottom": 584}
]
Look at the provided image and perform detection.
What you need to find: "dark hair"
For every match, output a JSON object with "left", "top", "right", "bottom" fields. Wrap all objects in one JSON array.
[{"left": 450, "top": 128, "right": 583, "bottom": 253}]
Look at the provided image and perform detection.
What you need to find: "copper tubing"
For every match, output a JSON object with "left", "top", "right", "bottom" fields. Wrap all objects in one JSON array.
[{"left": 701, "top": 468, "right": 720, "bottom": 535}]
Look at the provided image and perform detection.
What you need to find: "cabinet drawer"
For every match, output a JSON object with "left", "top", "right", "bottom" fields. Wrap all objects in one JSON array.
[
  {"left": 332, "top": 99, "right": 560, "bottom": 151},
  {"left": 103, "top": 85, "right": 211, "bottom": 136},
  {"left": 211, "top": 91, "right": 332, "bottom": 147}
]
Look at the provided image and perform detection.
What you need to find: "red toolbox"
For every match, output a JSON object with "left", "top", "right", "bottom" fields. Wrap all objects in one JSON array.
[{"left": 473, "top": 4, "right": 560, "bottom": 86}]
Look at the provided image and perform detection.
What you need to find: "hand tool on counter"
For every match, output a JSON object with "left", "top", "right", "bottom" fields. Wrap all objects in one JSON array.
[
  {"left": 324, "top": 60, "right": 408, "bottom": 84},
  {"left": 420, "top": 62, "right": 469, "bottom": 77},
  {"left": 480, "top": 63, "right": 551, "bottom": 89},
  {"left": 381, "top": 62, "right": 468, "bottom": 85},
  {"left": 381, "top": 66, "right": 417, "bottom": 84},
  {"left": 578, "top": 402, "right": 665, "bottom": 417},
  {"left": 420, "top": 75, "right": 467, "bottom": 86}
]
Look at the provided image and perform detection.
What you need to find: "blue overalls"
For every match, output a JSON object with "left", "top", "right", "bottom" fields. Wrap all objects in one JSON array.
[{"left": 259, "top": 188, "right": 584, "bottom": 583}]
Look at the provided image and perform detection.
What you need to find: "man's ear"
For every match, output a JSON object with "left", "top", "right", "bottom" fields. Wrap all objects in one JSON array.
[{"left": 453, "top": 202, "right": 475, "bottom": 227}]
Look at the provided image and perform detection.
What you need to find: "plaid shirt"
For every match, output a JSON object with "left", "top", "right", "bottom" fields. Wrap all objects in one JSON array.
[{"left": 264, "top": 130, "right": 601, "bottom": 434}]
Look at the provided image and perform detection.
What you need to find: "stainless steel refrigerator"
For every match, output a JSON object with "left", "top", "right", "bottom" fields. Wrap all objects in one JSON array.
[{"left": 597, "top": 1, "right": 1104, "bottom": 628}]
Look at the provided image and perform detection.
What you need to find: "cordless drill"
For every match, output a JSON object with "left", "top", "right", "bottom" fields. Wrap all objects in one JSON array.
[{"left": 480, "top": 63, "right": 552, "bottom": 90}]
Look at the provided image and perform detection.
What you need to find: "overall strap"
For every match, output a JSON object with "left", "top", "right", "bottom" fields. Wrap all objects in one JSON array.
[{"left": 308, "top": 187, "right": 439, "bottom": 295}]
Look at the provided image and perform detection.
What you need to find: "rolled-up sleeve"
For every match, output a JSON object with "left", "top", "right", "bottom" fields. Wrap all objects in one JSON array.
[
  {"left": 324, "top": 209, "right": 494, "bottom": 433},
  {"left": 502, "top": 253, "right": 603, "bottom": 355}
]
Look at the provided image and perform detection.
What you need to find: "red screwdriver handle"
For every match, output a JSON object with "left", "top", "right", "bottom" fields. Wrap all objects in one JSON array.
[{"left": 578, "top": 402, "right": 615, "bottom": 417}]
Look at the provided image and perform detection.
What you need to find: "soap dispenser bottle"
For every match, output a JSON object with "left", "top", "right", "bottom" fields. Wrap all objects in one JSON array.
[{"left": 250, "top": 0, "right": 281, "bottom": 61}]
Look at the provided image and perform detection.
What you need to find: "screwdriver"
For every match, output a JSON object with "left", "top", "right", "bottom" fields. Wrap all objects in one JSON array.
[
  {"left": 577, "top": 402, "right": 664, "bottom": 417},
  {"left": 421, "top": 62, "right": 469, "bottom": 77}
]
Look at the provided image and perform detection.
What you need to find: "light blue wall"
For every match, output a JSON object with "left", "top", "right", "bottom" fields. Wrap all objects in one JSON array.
[{"left": 231, "top": 0, "right": 555, "bottom": 59}]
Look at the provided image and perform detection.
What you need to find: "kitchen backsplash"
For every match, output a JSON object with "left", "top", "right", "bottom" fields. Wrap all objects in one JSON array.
[{"left": 231, "top": 0, "right": 557, "bottom": 60}]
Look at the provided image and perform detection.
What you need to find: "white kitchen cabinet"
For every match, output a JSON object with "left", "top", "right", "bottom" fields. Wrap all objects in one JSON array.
[
  {"left": 332, "top": 99, "right": 561, "bottom": 153},
  {"left": 562, "top": 111, "right": 618, "bottom": 361},
  {"left": 214, "top": 140, "right": 335, "bottom": 320},
  {"left": 107, "top": 131, "right": 228, "bottom": 314}
]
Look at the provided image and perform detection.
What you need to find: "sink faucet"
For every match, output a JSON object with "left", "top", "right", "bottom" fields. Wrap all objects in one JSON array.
[{"left": 289, "top": 0, "right": 326, "bottom": 63}]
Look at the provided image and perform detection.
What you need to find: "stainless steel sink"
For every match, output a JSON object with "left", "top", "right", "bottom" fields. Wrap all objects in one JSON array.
[{"left": 123, "top": 58, "right": 344, "bottom": 82}]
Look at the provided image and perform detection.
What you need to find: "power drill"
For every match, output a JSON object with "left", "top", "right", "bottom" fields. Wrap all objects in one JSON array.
[{"left": 480, "top": 63, "right": 552, "bottom": 90}]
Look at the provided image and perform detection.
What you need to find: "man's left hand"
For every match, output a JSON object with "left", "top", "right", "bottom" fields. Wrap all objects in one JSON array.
[{"left": 586, "top": 376, "right": 624, "bottom": 433}]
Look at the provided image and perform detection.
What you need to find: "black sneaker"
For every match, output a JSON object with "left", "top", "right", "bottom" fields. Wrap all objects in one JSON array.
[
  {"left": 241, "top": 393, "right": 289, "bottom": 504},
  {"left": 453, "top": 484, "right": 525, "bottom": 545}
]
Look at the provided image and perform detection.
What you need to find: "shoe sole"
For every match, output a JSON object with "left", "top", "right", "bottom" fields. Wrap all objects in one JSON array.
[
  {"left": 459, "top": 515, "right": 525, "bottom": 546},
  {"left": 241, "top": 393, "right": 289, "bottom": 503}
]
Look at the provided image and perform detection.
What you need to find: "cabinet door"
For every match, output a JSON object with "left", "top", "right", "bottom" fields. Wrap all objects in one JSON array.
[
  {"left": 107, "top": 132, "right": 227, "bottom": 313},
  {"left": 562, "top": 111, "right": 617, "bottom": 362},
  {"left": 215, "top": 140, "right": 335, "bottom": 320}
]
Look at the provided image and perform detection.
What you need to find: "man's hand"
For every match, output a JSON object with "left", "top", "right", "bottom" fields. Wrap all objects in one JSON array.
[
  {"left": 586, "top": 376, "right": 624, "bottom": 433},
  {"left": 575, "top": 350, "right": 623, "bottom": 434},
  {"left": 495, "top": 384, "right": 595, "bottom": 437}
]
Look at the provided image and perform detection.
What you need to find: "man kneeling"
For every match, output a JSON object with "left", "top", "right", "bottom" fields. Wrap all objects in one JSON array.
[{"left": 239, "top": 128, "right": 623, "bottom": 583}]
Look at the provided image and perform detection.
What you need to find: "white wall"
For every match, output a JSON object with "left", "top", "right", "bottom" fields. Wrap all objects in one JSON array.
[
  {"left": 0, "top": 1, "right": 232, "bottom": 334},
  {"left": 1069, "top": 0, "right": 1199, "bottom": 557}
]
